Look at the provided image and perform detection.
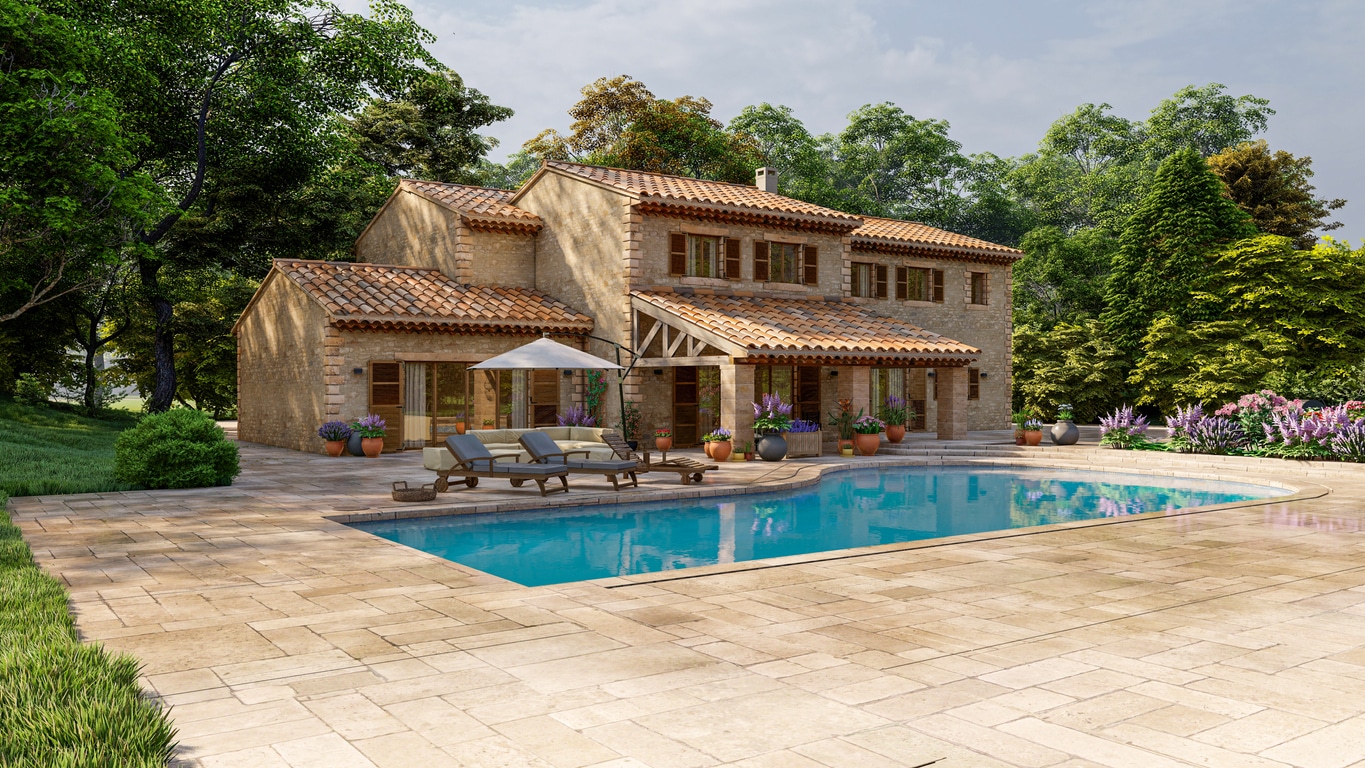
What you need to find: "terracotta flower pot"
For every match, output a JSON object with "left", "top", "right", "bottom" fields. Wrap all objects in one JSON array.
[
  {"left": 1015, "top": 430, "right": 1026, "bottom": 446},
  {"left": 361, "top": 437, "right": 384, "bottom": 458},
  {"left": 482, "top": 424, "right": 493, "bottom": 430},
  {"left": 656, "top": 437, "right": 673, "bottom": 453},
  {"left": 886, "top": 425, "right": 906, "bottom": 443},
  {"left": 855, "top": 432, "right": 880, "bottom": 456},
  {"left": 324, "top": 440, "right": 346, "bottom": 457},
  {"left": 703, "top": 441, "right": 714, "bottom": 458},
  {"left": 455, "top": 422, "right": 466, "bottom": 435},
  {"left": 1024, "top": 430, "right": 1043, "bottom": 447},
  {"left": 711, "top": 440, "right": 732, "bottom": 462}
]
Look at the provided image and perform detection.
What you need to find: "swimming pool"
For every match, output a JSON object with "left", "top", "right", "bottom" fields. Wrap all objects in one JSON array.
[{"left": 350, "top": 466, "right": 1282, "bottom": 587}]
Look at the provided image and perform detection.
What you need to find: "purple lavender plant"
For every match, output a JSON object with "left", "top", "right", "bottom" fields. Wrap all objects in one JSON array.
[
  {"left": 786, "top": 419, "right": 822, "bottom": 433},
  {"left": 317, "top": 421, "right": 353, "bottom": 441},
  {"left": 1331, "top": 421, "right": 1365, "bottom": 462},
  {"left": 1098, "top": 406, "right": 1148, "bottom": 449},
  {"left": 1263, "top": 405, "right": 1349, "bottom": 458},
  {"left": 1165, "top": 404, "right": 1204, "bottom": 452},
  {"left": 352, "top": 413, "right": 387, "bottom": 438},
  {"left": 556, "top": 404, "right": 597, "bottom": 427},
  {"left": 752, "top": 393, "right": 794, "bottom": 433},
  {"left": 1185, "top": 417, "right": 1246, "bottom": 455}
]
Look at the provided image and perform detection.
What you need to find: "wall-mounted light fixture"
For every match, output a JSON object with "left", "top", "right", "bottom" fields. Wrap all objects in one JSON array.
[
  {"left": 352, "top": 367, "right": 364, "bottom": 376},
  {"left": 562, "top": 369, "right": 574, "bottom": 378},
  {"left": 828, "top": 370, "right": 839, "bottom": 379},
  {"left": 926, "top": 370, "right": 936, "bottom": 377},
  {"left": 979, "top": 372, "right": 989, "bottom": 379},
  {"left": 652, "top": 368, "right": 664, "bottom": 376}
]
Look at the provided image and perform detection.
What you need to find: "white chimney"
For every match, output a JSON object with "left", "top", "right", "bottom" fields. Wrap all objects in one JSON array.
[{"left": 756, "top": 167, "right": 778, "bottom": 193}]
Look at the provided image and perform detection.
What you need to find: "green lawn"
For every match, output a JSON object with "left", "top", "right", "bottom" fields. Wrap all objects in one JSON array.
[
  {"left": 0, "top": 398, "right": 140, "bottom": 497},
  {"left": 0, "top": 494, "right": 177, "bottom": 765}
]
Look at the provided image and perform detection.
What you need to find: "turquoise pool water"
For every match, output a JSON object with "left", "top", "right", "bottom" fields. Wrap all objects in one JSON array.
[{"left": 350, "top": 467, "right": 1281, "bottom": 587}]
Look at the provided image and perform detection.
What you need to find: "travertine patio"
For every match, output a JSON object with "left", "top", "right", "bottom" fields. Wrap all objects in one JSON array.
[{"left": 11, "top": 434, "right": 1365, "bottom": 768}]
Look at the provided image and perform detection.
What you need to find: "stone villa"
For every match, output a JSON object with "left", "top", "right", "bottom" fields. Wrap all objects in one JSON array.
[{"left": 233, "top": 162, "right": 1021, "bottom": 453}]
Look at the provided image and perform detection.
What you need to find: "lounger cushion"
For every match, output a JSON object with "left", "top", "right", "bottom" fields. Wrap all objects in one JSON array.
[
  {"left": 488, "top": 463, "right": 565, "bottom": 476},
  {"left": 565, "top": 459, "right": 638, "bottom": 472}
]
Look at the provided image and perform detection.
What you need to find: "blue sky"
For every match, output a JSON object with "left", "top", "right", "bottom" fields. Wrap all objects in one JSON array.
[{"left": 347, "top": 0, "right": 1365, "bottom": 240}]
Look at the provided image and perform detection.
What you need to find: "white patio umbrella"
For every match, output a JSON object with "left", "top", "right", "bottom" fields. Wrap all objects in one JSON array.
[{"left": 467, "top": 336, "right": 627, "bottom": 433}]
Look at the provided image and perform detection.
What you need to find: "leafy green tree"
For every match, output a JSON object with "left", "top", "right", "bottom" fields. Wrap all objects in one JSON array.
[
  {"left": 1100, "top": 148, "right": 1256, "bottom": 353},
  {"left": 523, "top": 75, "right": 654, "bottom": 162},
  {"left": 349, "top": 70, "right": 512, "bottom": 183},
  {"left": 1208, "top": 140, "right": 1346, "bottom": 248},
  {"left": 60, "top": 0, "right": 443, "bottom": 411},
  {"left": 1011, "top": 227, "right": 1115, "bottom": 329},
  {"left": 1142, "top": 83, "right": 1274, "bottom": 159},
  {"left": 1130, "top": 316, "right": 1292, "bottom": 412},
  {"left": 0, "top": 0, "right": 156, "bottom": 322},
  {"left": 1011, "top": 320, "right": 1127, "bottom": 422},
  {"left": 476, "top": 151, "right": 540, "bottom": 190}
]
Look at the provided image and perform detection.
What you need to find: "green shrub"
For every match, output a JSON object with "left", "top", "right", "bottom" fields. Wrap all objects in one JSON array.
[
  {"left": 12, "top": 374, "right": 49, "bottom": 407},
  {"left": 113, "top": 409, "right": 240, "bottom": 489},
  {"left": 0, "top": 495, "right": 178, "bottom": 766}
]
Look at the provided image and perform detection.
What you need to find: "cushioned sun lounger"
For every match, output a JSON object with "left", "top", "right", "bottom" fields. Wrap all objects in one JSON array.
[
  {"left": 598, "top": 430, "right": 717, "bottom": 484},
  {"left": 436, "top": 435, "right": 569, "bottom": 496},
  {"left": 518, "top": 431, "right": 640, "bottom": 491}
]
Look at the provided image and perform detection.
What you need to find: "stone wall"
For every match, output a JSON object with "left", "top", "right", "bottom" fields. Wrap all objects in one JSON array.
[
  {"left": 467, "top": 230, "right": 535, "bottom": 288},
  {"left": 235, "top": 273, "right": 328, "bottom": 452},
  {"left": 637, "top": 216, "right": 849, "bottom": 296},
  {"left": 355, "top": 190, "right": 464, "bottom": 278}
]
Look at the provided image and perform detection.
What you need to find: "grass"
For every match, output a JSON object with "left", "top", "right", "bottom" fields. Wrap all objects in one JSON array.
[
  {"left": 0, "top": 493, "right": 177, "bottom": 766},
  {"left": 0, "top": 398, "right": 140, "bottom": 497}
]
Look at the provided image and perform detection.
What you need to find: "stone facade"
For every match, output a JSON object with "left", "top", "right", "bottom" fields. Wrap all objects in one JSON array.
[{"left": 235, "top": 273, "right": 328, "bottom": 453}]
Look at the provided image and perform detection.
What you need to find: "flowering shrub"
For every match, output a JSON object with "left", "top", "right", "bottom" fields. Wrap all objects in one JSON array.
[
  {"left": 1165, "top": 404, "right": 1203, "bottom": 452},
  {"left": 654, "top": 427, "right": 673, "bottom": 438},
  {"left": 1214, "top": 389, "right": 1301, "bottom": 446},
  {"left": 1346, "top": 401, "right": 1365, "bottom": 420},
  {"left": 785, "top": 419, "right": 822, "bottom": 433},
  {"left": 1331, "top": 421, "right": 1365, "bottom": 461},
  {"left": 752, "top": 393, "right": 793, "bottom": 433},
  {"left": 1262, "top": 405, "right": 1350, "bottom": 459},
  {"left": 702, "top": 427, "right": 732, "bottom": 442},
  {"left": 852, "top": 415, "right": 886, "bottom": 434},
  {"left": 1098, "top": 406, "right": 1148, "bottom": 449},
  {"left": 879, "top": 395, "right": 909, "bottom": 426},
  {"left": 317, "top": 421, "right": 353, "bottom": 441},
  {"left": 352, "top": 414, "right": 386, "bottom": 438},
  {"left": 1185, "top": 417, "right": 1245, "bottom": 455},
  {"left": 557, "top": 404, "right": 596, "bottom": 427}
]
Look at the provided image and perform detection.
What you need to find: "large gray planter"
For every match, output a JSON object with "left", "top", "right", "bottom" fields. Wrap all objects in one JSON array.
[
  {"left": 757, "top": 433, "right": 788, "bottom": 462},
  {"left": 1050, "top": 420, "right": 1079, "bottom": 446},
  {"left": 347, "top": 432, "right": 365, "bottom": 456}
]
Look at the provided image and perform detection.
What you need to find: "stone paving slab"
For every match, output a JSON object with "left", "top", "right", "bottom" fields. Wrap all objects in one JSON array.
[{"left": 10, "top": 434, "right": 1365, "bottom": 767}]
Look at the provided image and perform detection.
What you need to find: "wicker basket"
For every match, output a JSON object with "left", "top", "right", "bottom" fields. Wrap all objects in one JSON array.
[{"left": 391, "top": 481, "right": 437, "bottom": 503}]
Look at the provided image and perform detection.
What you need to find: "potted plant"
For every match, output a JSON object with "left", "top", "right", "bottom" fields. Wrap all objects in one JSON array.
[
  {"left": 737, "top": 440, "right": 754, "bottom": 461},
  {"left": 704, "top": 428, "right": 732, "bottom": 461},
  {"left": 828, "top": 399, "right": 858, "bottom": 456},
  {"left": 1011, "top": 409, "right": 1033, "bottom": 445},
  {"left": 455, "top": 412, "right": 467, "bottom": 435},
  {"left": 352, "top": 414, "right": 387, "bottom": 458},
  {"left": 654, "top": 427, "right": 673, "bottom": 453},
  {"left": 619, "top": 401, "right": 642, "bottom": 450},
  {"left": 783, "top": 419, "right": 823, "bottom": 457},
  {"left": 852, "top": 414, "right": 886, "bottom": 455},
  {"left": 1022, "top": 418, "right": 1044, "bottom": 446},
  {"left": 482, "top": 418, "right": 494, "bottom": 430},
  {"left": 880, "top": 395, "right": 910, "bottom": 444},
  {"left": 1050, "top": 403, "right": 1079, "bottom": 446},
  {"left": 317, "top": 421, "right": 353, "bottom": 457},
  {"left": 752, "top": 393, "right": 793, "bottom": 461}
]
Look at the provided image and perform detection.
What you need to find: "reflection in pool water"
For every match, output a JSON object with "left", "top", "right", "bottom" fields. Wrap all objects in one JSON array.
[{"left": 350, "top": 467, "right": 1280, "bottom": 587}]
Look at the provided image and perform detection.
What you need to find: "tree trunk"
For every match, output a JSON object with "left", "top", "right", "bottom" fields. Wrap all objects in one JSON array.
[
  {"left": 139, "top": 258, "right": 176, "bottom": 413},
  {"left": 82, "top": 340, "right": 98, "bottom": 416}
]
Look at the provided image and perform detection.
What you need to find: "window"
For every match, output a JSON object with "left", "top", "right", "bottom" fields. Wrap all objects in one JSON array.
[
  {"left": 969, "top": 271, "right": 989, "bottom": 305},
  {"left": 850, "top": 262, "right": 872, "bottom": 297},
  {"left": 768, "top": 242, "right": 800, "bottom": 283},
  {"left": 688, "top": 235, "right": 720, "bottom": 278},
  {"left": 968, "top": 368, "right": 980, "bottom": 400},
  {"left": 933, "top": 269, "right": 945, "bottom": 302},
  {"left": 896, "top": 266, "right": 932, "bottom": 301}
]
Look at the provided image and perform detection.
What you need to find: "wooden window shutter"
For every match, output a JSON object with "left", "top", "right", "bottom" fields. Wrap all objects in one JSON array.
[
  {"left": 896, "top": 266, "right": 908, "bottom": 300},
  {"left": 874, "top": 264, "right": 889, "bottom": 299},
  {"left": 754, "top": 241, "right": 770, "bottom": 282},
  {"left": 968, "top": 368, "right": 981, "bottom": 400},
  {"left": 932, "top": 269, "right": 945, "bottom": 303},
  {"left": 669, "top": 233, "right": 687, "bottom": 276},
  {"left": 802, "top": 245, "right": 818, "bottom": 285},
  {"left": 724, "top": 238, "right": 741, "bottom": 280},
  {"left": 369, "top": 361, "right": 403, "bottom": 453}
]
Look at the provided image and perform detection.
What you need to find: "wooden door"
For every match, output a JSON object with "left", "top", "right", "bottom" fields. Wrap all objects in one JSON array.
[
  {"left": 530, "top": 370, "right": 560, "bottom": 427},
  {"left": 796, "top": 366, "right": 821, "bottom": 424},
  {"left": 369, "top": 361, "right": 403, "bottom": 453},
  {"left": 673, "top": 367, "right": 699, "bottom": 447}
]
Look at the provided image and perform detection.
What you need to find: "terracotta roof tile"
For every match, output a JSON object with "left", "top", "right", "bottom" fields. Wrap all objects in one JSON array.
[
  {"left": 276, "top": 260, "right": 592, "bottom": 333},
  {"left": 544, "top": 161, "right": 863, "bottom": 227},
  {"left": 633, "top": 291, "right": 979, "bottom": 361},
  {"left": 400, "top": 180, "right": 542, "bottom": 227},
  {"left": 851, "top": 216, "right": 1022, "bottom": 258}
]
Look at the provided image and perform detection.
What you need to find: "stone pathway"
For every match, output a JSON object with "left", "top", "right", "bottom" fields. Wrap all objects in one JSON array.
[{"left": 11, "top": 437, "right": 1365, "bottom": 767}]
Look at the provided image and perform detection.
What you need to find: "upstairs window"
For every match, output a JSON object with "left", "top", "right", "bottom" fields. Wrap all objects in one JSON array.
[
  {"left": 850, "top": 262, "right": 872, "bottom": 297},
  {"left": 896, "top": 266, "right": 932, "bottom": 302},
  {"left": 689, "top": 235, "right": 720, "bottom": 278},
  {"left": 969, "top": 271, "right": 989, "bottom": 305},
  {"left": 968, "top": 367, "right": 981, "bottom": 400},
  {"left": 768, "top": 242, "right": 800, "bottom": 283},
  {"left": 670, "top": 233, "right": 737, "bottom": 279}
]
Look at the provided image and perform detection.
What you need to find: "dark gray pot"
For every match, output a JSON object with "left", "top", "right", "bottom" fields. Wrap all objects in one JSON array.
[
  {"left": 347, "top": 432, "right": 365, "bottom": 456},
  {"left": 1050, "top": 420, "right": 1079, "bottom": 446},
  {"left": 757, "top": 433, "right": 788, "bottom": 462}
]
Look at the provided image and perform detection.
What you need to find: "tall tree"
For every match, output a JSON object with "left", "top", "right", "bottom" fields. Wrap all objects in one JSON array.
[
  {"left": 523, "top": 75, "right": 654, "bottom": 162},
  {"left": 1011, "top": 226, "right": 1115, "bottom": 330},
  {"left": 1143, "top": 83, "right": 1274, "bottom": 159},
  {"left": 60, "top": 0, "right": 442, "bottom": 411},
  {"left": 1208, "top": 140, "right": 1346, "bottom": 249},
  {"left": 1100, "top": 148, "right": 1257, "bottom": 353}
]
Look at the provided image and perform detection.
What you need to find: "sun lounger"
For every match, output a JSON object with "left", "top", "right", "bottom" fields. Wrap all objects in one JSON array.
[
  {"left": 599, "top": 430, "right": 717, "bottom": 484},
  {"left": 518, "top": 431, "right": 640, "bottom": 491},
  {"left": 436, "top": 435, "right": 569, "bottom": 496}
]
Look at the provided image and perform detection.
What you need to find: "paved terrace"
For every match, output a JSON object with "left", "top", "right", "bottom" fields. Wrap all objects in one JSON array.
[{"left": 10, "top": 431, "right": 1365, "bottom": 768}]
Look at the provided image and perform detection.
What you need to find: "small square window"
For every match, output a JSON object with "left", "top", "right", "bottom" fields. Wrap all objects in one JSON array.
[{"left": 768, "top": 243, "right": 800, "bottom": 284}]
